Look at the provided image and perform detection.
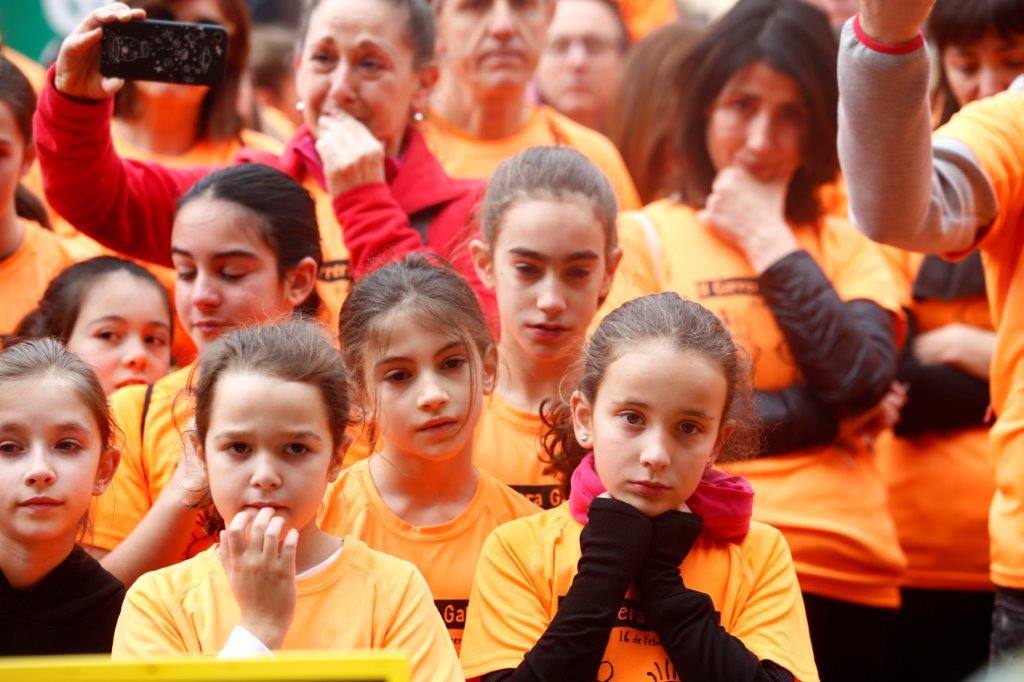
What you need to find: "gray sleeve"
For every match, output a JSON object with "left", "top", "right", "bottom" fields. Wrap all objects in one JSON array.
[{"left": 836, "top": 19, "right": 999, "bottom": 255}]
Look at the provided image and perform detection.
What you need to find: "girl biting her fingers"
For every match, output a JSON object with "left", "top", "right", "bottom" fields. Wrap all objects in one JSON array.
[{"left": 112, "top": 320, "right": 462, "bottom": 681}]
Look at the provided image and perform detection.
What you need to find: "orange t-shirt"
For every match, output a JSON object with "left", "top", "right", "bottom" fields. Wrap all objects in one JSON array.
[
  {"left": 460, "top": 504, "right": 819, "bottom": 681},
  {"left": 937, "top": 90, "right": 1024, "bottom": 589},
  {"left": 472, "top": 394, "right": 565, "bottom": 510},
  {"left": 91, "top": 365, "right": 205, "bottom": 556},
  {"left": 610, "top": 201, "right": 907, "bottom": 607},
  {"left": 0, "top": 219, "right": 93, "bottom": 337},
  {"left": 113, "top": 539, "right": 462, "bottom": 682},
  {"left": 617, "top": 0, "right": 677, "bottom": 41},
  {"left": 875, "top": 248, "right": 994, "bottom": 591},
  {"left": 420, "top": 104, "right": 641, "bottom": 210},
  {"left": 318, "top": 459, "right": 539, "bottom": 651}
]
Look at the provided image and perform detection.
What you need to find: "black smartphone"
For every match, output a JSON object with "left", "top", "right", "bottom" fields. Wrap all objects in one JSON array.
[{"left": 100, "top": 19, "right": 228, "bottom": 86}]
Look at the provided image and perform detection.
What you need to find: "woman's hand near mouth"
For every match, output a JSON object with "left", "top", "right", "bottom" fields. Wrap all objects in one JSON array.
[
  {"left": 698, "top": 166, "right": 799, "bottom": 275},
  {"left": 316, "top": 111, "right": 386, "bottom": 197}
]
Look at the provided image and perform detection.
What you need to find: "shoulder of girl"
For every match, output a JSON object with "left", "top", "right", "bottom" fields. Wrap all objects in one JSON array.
[
  {"left": 486, "top": 505, "right": 569, "bottom": 553},
  {"left": 734, "top": 521, "right": 792, "bottom": 562},
  {"left": 480, "top": 473, "right": 545, "bottom": 516},
  {"left": 127, "top": 550, "right": 218, "bottom": 601},
  {"left": 355, "top": 542, "right": 431, "bottom": 591}
]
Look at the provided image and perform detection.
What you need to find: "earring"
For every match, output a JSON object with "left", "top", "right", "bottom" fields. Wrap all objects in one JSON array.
[
  {"left": 295, "top": 100, "right": 306, "bottom": 112},
  {"left": 412, "top": 110, "right": 425, "bottom": 122},
  {"left": 579, "top": 433, "right": 589, "bottom": 444}
]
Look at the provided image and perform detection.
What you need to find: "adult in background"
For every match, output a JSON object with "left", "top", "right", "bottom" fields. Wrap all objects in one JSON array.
[
  {"left": 837, "top": 0, "right": 1024, "bottom": 662},
  {"left": 33, "top": 0, "right": 492, "bottom": 328},
  {"left": 535, "top": 0, "right": 629, "bottom": 134},
  {"left": 424, "top": 0, "right": 642, "bottom": 209}
]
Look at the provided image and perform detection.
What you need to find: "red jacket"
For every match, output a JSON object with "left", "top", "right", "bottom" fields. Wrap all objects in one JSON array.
[{"left": 33, "top": 66, "right": 494, "bottom": 324}]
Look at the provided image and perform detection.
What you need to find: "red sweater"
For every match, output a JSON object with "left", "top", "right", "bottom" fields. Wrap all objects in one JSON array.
[{"left": 33, "top": 66, "right": 493, "bottom": 324}]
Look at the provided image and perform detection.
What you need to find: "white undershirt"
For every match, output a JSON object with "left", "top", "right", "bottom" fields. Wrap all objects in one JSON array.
[{"left": 217, "top": 545, "right": 344, "bottom": 658}]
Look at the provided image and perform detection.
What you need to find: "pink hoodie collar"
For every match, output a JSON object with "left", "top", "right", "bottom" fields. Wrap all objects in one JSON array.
[{"left": 568, "top": 453, "right": 754, "bottom": 543}]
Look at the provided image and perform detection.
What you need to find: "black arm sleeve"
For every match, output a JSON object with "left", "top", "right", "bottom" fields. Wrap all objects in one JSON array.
[
  {"left": 894, "top": 360, "right": 990, "bottom": 438},
  {"left": 758, "top": 251, "right": 899, "bottom": 412},
  {"left": 638, "top": 512, "right": 796, "bottom": 682},
  {"left": 489, "top": 498, "right": 653, "bottom": 682},
  {"left": 755, "top": 387, "right": 840, "bottom": 457}
]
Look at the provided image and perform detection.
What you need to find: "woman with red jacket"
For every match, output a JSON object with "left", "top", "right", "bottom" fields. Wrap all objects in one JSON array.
[{"left": 32, "top": 0, "right": 490, "bottom": 328}]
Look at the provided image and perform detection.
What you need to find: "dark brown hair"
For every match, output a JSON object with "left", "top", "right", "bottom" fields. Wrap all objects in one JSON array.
[
  {"left": 929, "top": 0, "right": 1024, "bottom": 125},
  {"left": 190, "top": 319, "right": 349, "bottom": 533},
  {"left": 115, "top": 0, "right": 253, "bottom": 142},
  {"left": 339, "top": 253, "right": 493, "bottom": 438},
  {"left": 606, "top": 19, "right": 705, "bottom": 204},
  {"left": 178, "top": 163, "right": 323, "bottom": 317},
  {"left": 672, "top": 0, "right": 839, "bottom": 225},
  {"left": 542, "top": 293, "right": 758, "bottom": 494},
  {"left": 481, "top": 146, "right": 618, "bottom": 253},
  {"left": 299, "top": 0, "right": 436, "bottom": 69},
  {"left": 14, "top": 256, "right": 173, "bottom": 347},
  {"left": 0, "top": 338, "right": 115, "bottom": 452},
  {"left": 0, "top": 54, "right": 50, "bottom": 229}
]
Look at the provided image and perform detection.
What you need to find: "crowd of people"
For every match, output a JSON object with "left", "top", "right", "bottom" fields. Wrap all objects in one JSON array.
[{"left": 1, "top": 0, "right": 1023, "bottom": 680}]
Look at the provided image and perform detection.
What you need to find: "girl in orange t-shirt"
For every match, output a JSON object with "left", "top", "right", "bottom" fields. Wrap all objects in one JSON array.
[
  {"left": 605, "top": 2, "right": 908, "bottom": 677},
  {"left": 14, "top": 256, "right": 173, "bottom": 396},
  {"left": 461, "top": 293, "right": 818, "bottom": 681},
  {"left": 320, "top": 254, "right": 537, "bottom": 651},
  {"left": 88, "top": 164, "right": 327, "bottom": 588},
  {"left": 113, "top": 320, "right": 461, "bottom": 682},
  {"left": 0, "top": 56, "right": 93, "bottom": 340},
  {"left": 468, "top": 146, "right": 621, "bottom": 510}
]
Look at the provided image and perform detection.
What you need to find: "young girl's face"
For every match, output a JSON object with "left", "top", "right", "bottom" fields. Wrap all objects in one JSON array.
[
  {"left": 171, "top": 197, "right": 316, "bottom": 349},
  {"left": 942, "top": 31, "right": 1024, "bottom": 107},
  {"left": 0, "top": 377, "right": 115, "bottom": 545},
  {"left": 572, "top": 340, "right": 731, "bottom": 517},
  {"left": 475, "top": 197, "right": 619, "bottom": 363},
  {"left": 201, "top": 372, "right": 343, "bottom": 533},
  {"left": 370, "top": 313, "right": 492, "bottom": 462},
  {"left": 0, "top": 101, "right": 32, "bottom": 216},
  {"left": 65, "top": 271, "right": 173, "bottom": 395}
]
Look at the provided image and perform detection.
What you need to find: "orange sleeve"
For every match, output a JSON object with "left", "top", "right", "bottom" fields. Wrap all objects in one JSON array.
[
  {"left": 460, "top": 524, "right": 552, "bottom": 677},
  {"left": 112, "top": 572, "right": 191, "bottom": 659},
  {"left": 596, "top": 212, "right": 660, "bottom": 324},
  {"left": 877, "top": 246, "right": 916, "bottom": 309},
  {"left": 90, "top": 385, "right": 152, "bottom": 552},
  {"left": 936, "top": 92, "right": 1024, "bottom": 256},
  {"left": 728, "top": 530, "right": 820, "bottom": 682},
  {"left": 380, "top": 565, "right": 463, "bottom": 682},
  {"left": 822, "top": 218, "right": 907, "bottom": 345}
]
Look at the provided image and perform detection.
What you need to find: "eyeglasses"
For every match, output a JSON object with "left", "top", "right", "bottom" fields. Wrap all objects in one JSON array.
[{"left": 546, "top": 35, "right": 624, "bottom": 58}]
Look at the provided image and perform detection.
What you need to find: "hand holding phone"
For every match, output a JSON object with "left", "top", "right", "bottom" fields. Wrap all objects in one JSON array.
[{"left": 55, "top": 3, "right": 147, "bottom": 100}]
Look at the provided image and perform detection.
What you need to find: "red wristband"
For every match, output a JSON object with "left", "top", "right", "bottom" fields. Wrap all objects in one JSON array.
[{"left": 853, "top": 14, "right": 925, "bottom": 56}]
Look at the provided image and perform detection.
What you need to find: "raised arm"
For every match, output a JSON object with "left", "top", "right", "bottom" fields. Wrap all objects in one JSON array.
[
  {"left": 837, "top": 2, "right": 998, "bottom": 253},
  {"left": 33, "top": 3, "right": 213, "bottom": 267}
]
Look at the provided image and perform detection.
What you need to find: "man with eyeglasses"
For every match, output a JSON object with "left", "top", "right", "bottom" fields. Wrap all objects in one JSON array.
[{"left": 535, "top": 0, "right": 628, "bottom": 134}]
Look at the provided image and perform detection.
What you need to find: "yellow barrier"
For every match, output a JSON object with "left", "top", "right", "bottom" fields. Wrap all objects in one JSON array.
[{"left": 0, "top": 651, "right": 411, "bottom": 681}]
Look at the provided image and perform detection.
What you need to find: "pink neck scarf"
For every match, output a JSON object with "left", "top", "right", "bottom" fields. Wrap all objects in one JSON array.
[{"left": 568, "top": 453, "right": 754, "bottom": 543}]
